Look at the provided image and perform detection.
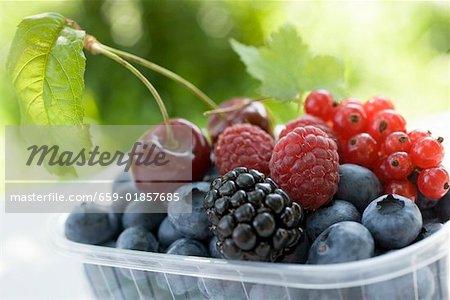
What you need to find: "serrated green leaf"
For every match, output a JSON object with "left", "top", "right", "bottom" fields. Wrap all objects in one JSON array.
[
  {"left": 7, "top": 13, "right": 91, "bottom": 177},
  {"left": 231, "top": 24, "right": 347, "bottom": 102}
]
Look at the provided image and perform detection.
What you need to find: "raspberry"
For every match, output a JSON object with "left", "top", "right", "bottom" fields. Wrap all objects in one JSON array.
[
  {"left": 367, "top": 109, "right": 406, "bottom": 142},
  {"left": 343, "top": 133, "right": 379, "bottom": 168},
  {"left": 363, "top": 96, "right": 395, "bottom": 121},
  {"left": 384, "top": 180, "right": 417, "bottom": 202},
  {"left": 304, "top": 90, "right": 334, "bottom": 122},
  {"left": 279, "top": 114, "right": 337, "bottom": 141},
  {"left": 383, "top": 131, "right": 412, "bottom": 155},
  {"left": 332, "top": 104, "right": 368, "bottom": 139},
  {"left": 410, "top": 137, "right": 444, "bottom": 169},
  {"left": 270, "top": 126, "right": 340, "bottom": 210},
  {"left": 408, "top": 129, "right": 431, "bottom": 145},
  {"left": 214, "top": 124, "right": 274, "bottom": 175},
  {"left": 384, "top": 152, "right": 414, "bottom": 180},
  {"left": 417, "top": 167, "right": 449, "bottom": 199}
]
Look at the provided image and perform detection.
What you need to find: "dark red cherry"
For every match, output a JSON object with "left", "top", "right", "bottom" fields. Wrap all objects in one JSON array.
[
  {"left": 207, "top": 98, "right": 272, "bottom": 143},
  {"left": 131, "top": 118, "right": 211, "bottom": 192}
]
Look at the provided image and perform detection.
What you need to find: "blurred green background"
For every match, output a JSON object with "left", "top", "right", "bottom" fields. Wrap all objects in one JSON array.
[{"left": 0, "top": 0, "right": 449, "bottom": 127}]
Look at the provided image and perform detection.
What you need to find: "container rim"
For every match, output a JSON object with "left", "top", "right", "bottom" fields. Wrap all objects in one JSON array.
[{"left": 49, "top": 213, "right": 450, "bottom": 289}]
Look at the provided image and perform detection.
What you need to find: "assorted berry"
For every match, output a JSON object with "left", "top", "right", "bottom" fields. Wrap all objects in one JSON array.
[{"left": 304, "top": 89, "right": 334, "bottom": 122}]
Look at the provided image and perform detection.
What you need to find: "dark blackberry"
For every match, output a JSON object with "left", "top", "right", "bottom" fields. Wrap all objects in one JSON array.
[{"left": 204, "top": 167, "right": 305, "bottom": 262}]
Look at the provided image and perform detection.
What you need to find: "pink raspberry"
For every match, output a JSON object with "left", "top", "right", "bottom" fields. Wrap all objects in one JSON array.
[
  {"left": 270, "top": 126, "right": 340, "bottom": 210},
  {"left": 215, "top": 124, "right": 274, "bottom": 175}
]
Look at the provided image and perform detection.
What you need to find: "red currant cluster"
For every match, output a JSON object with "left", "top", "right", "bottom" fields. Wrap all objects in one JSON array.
[{"left": 304, "top": 90, "right": 449, "bottom": 201}]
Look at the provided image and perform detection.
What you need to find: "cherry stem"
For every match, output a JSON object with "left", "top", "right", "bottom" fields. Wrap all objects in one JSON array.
[
  {"left": 84, "top": 35, "right": 177, "bottom": 148},
  {"left": 100, "top": 45, "right": 218, "bottom": 110},
  {"left": 203, "top": 99, "right": 252, "bottom": 116}
]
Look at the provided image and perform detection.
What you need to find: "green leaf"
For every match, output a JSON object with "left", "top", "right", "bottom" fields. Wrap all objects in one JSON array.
[
  {"left": 7, "top": 13, "right": 91, "bottom": 177},
  {"left": 231, "top": 24, "right": 347, "bottom": 102}
]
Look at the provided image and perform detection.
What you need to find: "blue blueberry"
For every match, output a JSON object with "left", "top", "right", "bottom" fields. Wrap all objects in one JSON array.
[
  {"left": 198, "top": 278, "right": 247, "bottom": 300},
  {"left": 417, "top": 192, "right": 439, "bottom": 211},
  {"left": 362, "top": 194, "right": 422, "bottom": 249},
  {"left": 155, "top": 238, "right": 208, "bottom": 295},
  {"left": 65, "top": 203, "right": 120, "bottom": 245},
  {"left": 422, "top": 208, "right": 440, "bottom": 224},
  {"left": 335, "top": 164, "right": 383, "bottom": 212},
  {"left": 307, "top": 221, "right": 374, "bottom": 264},
  {"left": 281, "top": 232, "right": 309, "bottom": 264},
  {"left": 168, "top": 182, "right": 211, "bottom": 240},
  {"left": 364, "top": 266, "right": 435, "bottom": 300},
  {"left": 116, "top": 226, "right": 159, "bottom": 252},
  {"left": 434, "top": 190, "right": 450, "bottom": 222},
  {"left": 415, "top": 222, "right": 443, "bottom": 242},
  {"left": 305, "top": 200, "right": 361, "bottom": 241},
  {"left": 209, "top": 236, "right": 223, "bottom": 258},
  {"left": 157, "top": 217, "right": 183, "bottom": 251},
  {"left": 111, "top": 175, "right": 138, "bottom": 214},
  {"left": 122, "top": 201, "right": 166, "bottom": 231}
]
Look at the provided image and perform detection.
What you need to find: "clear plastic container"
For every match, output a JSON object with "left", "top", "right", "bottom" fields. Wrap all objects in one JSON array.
[{"left": 49, "top": 214, "right": 450, "bottom": 300}]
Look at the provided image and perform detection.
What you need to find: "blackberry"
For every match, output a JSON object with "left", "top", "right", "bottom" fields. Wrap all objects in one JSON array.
[{"left": 204, "top": 167, "right": 304, "bottom": 262}]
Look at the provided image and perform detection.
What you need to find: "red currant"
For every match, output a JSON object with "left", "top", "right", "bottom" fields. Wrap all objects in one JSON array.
[
  {"left": 340, "top": 98, "right": 363, "bottom": 107},
  {"left": 374, "top": 158, "right": 390, "bottom": 182},
  {"left": 417, "top": 167, "right": 450, "bottom": 199},
  {"left": 383, "top": 132, "right": 412, "bottom": 155},
  {"left": 343, "top": 133, "right": 379, "bottom": 168},
  {"left": 332, "top": 104, "right": 368, "bottom": 139},
  {"left": 367, "top": 109, "right": 406, "bottom": 142},
  {"left": 410, "top": 137, "right": 444, "bottom": 169},
  {"left": 384, "top": 152, "right": 414, "bottom": 180},
  {"left": 384, "top": 180, "right": 417, "bottom": 201},
  {"left": 304, "top": 90, "right": 334, "bottom": 122},
  {"left": 363, "top": 96, "right": 395, "bottom": 121},
  {"left": 408, "top": 129, "right": 431, "bottom": 146}
]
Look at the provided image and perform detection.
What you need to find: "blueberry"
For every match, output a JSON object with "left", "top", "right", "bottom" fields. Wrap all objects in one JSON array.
[
  {"left": 155, "top": 238, "right": 208, "bottom": 295},
  {"left": 417, "top": 192, "right": 439, "bottom": 211},
  {"left": 116, "top": 226, "right": 159, "bottom": 252},
  {"left": 415, "top": 222, "right": 443, "bottom": 242},
  {"left": 168, "top": 182, "right": 211, "bottom": 240},
  {"left": 209, "top": 236, "right": 223, "bottom": 258},
  {"left": 434, "top": 190, "right": 450, "bottom": 222},
  {"left": 111, "top": 174, "right": 138, "bottom": 214},
  {"left": 280, "top": 232, "right": 309, "bottom": 264},
  {"left": 362, "top": 194, "right": 422, "bottom": 249},
  {"left": 335, "top": 164, "right": 383, "bottom": 212},
  {"left": 198, "top": 278, "right": 247, "bottom": 300},
  {"left": 307, "top": 221, "right": 374, "bottom": 264},
  {"left": 157, "top": 217, "right": 183, "bottom": 251},
  {"left": 305, "top": 200, "right": 361, "bottom": 241},
  {"left": 122, "top": 201, "right": 166, "bottom": 231},
  {"left": 364, "top": 266, "right": 435, "bottom": 300},
  {"left": 422, "top": 209, "right": 440, "bottom": 224},
  {"left": 65, "top": 203, "right": 120, "bottom": 245}
]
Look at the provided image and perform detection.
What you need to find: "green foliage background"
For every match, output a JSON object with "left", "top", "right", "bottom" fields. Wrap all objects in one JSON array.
[{"left": 0, "top": 0, "right": 449, "bottom": 128}]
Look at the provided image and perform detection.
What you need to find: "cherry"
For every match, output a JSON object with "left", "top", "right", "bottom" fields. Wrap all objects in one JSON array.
[
  {"left": 383, "top": 131, "right": 412, "bottom": 155},
  {"left": 417, "top": 167, "right": 449, "bottom": 199},
  {"left": 408, "top": 129, "right": 431, "bottom": 145},
  {"left": 367, "top": 109, "right": 406, "bottom": 142},
  {"left": 363, "top": 96, "right": 395, "bottom": 121},
  {"left": 384, "top": 180, "right": 417, "bottom": 201},
  {"left": 410, "top": 137, "right": 444, "bottom": 169},
  {"left": 384, "top": 152, "right": 415, "bottom": 180},
  {"left": 207, "top": 98, "right": 272, "bottom": 143},
  {"left": 304, "top": 89, "right": 334, "bottom": 122},
  {"left": 343, "top": 133, "right": 379, "bottom": 168},
  {"left": 332, "top": 104, "right": 367, "bottom": 139},
  {"left": 132, "top": 118, "right": 211, "bottom": 192}
]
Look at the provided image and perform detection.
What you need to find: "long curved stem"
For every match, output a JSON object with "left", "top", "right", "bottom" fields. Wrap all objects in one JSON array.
[
  {"left": 87, "top": 39, "right": 176, "bottom": 146},
  {"left": 100, "top": 45, "right": 218, "bottom": 110}
]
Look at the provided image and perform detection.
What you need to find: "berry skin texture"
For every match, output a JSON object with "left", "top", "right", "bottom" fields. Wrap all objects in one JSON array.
[
  {"left": 307, "top": 221, "right": 375, "bottom": 264},
  {"left": 368, "top": 109, "right": 406, "bottom": 142},
  {"left": 408, "top": 129, "right": 431, "bottom": 145},
  {"left": 383, "top": 131, "right": 412, "bottom": 155},
  {"left": 434, "top": 190, "right": 450, "bottom": 222},
  {"left": 116, "top": 226, "right": 159, "bottom": 252},
  {"left": 215, "top": 124, "right": 274, "bottom": 175},
  {"left": 335, "top": 164, "right": 383, "bottom": 213},
  {"left": 157, "top": 217, "right": 183, "bottom": 251},
  {"left": 204, "top": 167, "right": 304, "bottom": 262},
  {"left": 304, "top": 89, "right": 334, "bottom": 122},
  {"left": 343, "top": 133, "right": 379, "bottom": 168},
  {"left": 122, "top": 201, "right": 166, "bottom": 231},
  {"left": 270, "top": 126, "right": 340, "bottom": 210},
  {"left": 279, "top": 114, "right": 338, "bottom": 141},
  {"left": 362, "top": 194, "right": 422, "bottom": 249},
  {"left": 410, "top": 137, "right": 444, "bottom": 169},
  {"left": 363, "top": 96, "right": 395, "bottom": 121},
  {"left": 417, "top": 167, "right": 450, "bottom": 200},
  {"left": 332, "top": 104, "right": 368, "bottom": 139},
  {"left": 384, "top": 180, "right": 417, "bottom": 201},
  {"left": 384, "top": 152, "right": 414, "bottom": 180}
]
